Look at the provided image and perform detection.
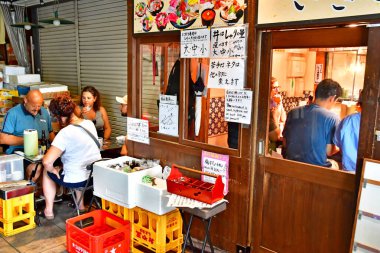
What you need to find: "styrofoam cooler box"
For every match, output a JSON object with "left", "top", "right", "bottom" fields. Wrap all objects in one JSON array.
[
  {"left": 3, "top": 66, "right": 25, "bottom": 84},
  {"left": 136, "top": 178, "right": 176, "bottom": 215},
  {"left": 93, "top": 156, "right": 162, "bottom": 208},
  {"left": 0, "top": 155, "right": 24, "bottom": 182},
  {"left": 9, "top": 74, "right": 41, "bottom": 85}
]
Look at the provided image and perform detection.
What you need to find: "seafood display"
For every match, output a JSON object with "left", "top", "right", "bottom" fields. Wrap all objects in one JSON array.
[{"left": 134, "top": 0, "right": 246, "bottom": 33}]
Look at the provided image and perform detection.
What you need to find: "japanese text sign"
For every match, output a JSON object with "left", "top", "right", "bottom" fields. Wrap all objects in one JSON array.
[
  {"left": 159, "top": 103, "right": 179, "bottom": 136},
  {"left": 211, "top": 25, "right": 248, "bottom": 58},
  {"left": 225, "top": 89, "right": 252, "bottom": 124},
  {"left": 208, "top": 58, "right": 245, "bottom": 89},
  {"left": 201, "top": 150, "right": 229, "bottom": 195},
  {"left": 181, "top": 29, "right": 210, "bottom": 58},
  {"left": 127, "top": 117, "right": 150, "bottom": 144},
  {"left": 160, "top": 95, "right": 177, "bottom": 105}
]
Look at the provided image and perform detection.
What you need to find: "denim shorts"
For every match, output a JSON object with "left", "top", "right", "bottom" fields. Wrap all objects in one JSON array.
[{"left": 47, "top": 169, "right": 87, "bottom": 188}]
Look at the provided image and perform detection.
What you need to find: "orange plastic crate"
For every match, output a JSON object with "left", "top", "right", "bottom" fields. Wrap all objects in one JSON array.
[
  {"left": 131, "top": 207, "right": 183, "bottom": 253},
  {"left": 66, "top": 210, "right": 130, "bottom": 253}
]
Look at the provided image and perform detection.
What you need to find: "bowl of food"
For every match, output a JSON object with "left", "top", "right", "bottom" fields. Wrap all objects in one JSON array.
[
  {"left": 219, "top": 0, "right": 246, "bottom": 25},
  {"left": 148, "top": 0, "right": 164, "bottom": 16},
  {"left": 201, "top": 8, "right": 215, "bottom": 27},
  {"left": 167, "top": 0, "right": 199, "bottom": 29},
  {"left": 141, "top": 15, "right": 154, "bottom": 32},
  {"left": 155, "top": 12, "right": 169, "bottom": 31},
  {"left": 135, "top": 2, "right": 147, "bottom": 17}
]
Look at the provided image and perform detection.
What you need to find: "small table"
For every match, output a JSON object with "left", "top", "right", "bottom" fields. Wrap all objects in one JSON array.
[{"left": 180, "top": 202, "right": 227, "bottom": 253}]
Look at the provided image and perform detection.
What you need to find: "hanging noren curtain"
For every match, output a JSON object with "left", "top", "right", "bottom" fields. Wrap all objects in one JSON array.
[{"left": 0, "top": 4, "right": 31, "bottom": 73}]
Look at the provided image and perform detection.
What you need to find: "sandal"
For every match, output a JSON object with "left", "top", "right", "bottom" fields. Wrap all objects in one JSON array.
[{"left": 38, "top": 210, "right": 55, "bottom": 220}]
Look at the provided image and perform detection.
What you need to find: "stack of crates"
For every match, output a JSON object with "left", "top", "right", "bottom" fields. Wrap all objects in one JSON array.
[
  {"left": 66, "top": 210, "right": 131, "bottom": 253},
  {"left": 101, "top": 198, "right": 183, "bottom": 253},
  {"left": 0, "top": 193, "right": 36, "bottom": 236},
  {"left": 131, "top": 207, "right": 183, "bottom": 253}
]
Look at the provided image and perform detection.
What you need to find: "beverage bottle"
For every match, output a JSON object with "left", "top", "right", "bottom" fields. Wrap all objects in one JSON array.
[{"left": 40, "top": 130, "right": 47, "bottom": 154}]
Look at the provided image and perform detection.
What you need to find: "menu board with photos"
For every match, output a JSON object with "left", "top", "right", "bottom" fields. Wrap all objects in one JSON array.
[
  {"left": 351, "top": 159, "right": 380, "bottom": 253},
  {"left": 133, "top": 0, "right": 246, "bottom": 34}
]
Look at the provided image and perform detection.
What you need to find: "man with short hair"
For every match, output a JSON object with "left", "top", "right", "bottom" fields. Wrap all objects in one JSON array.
[
  {"left": 115, "top": 94, "right": 128, "bottom": 155},
  {"left": 282, "top": 79, "right": 342, "bottom": 168},
  {"left": 2, "top": 90, "right": 55, "bottom": 181},
  {"left": 333, "top": 91, "right": 362, "bottom": 172}
]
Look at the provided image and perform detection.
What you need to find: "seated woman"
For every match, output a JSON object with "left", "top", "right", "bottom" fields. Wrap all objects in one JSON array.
[
  {"left": 74, "top": 86, "right": 111, "bottom": 140},
  {"left": 42, "top": 95, "right": 101, "bottom": 220}
]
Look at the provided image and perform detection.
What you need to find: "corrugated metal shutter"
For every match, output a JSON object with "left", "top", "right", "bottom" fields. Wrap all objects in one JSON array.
[
  {"left": 38, "top": 0, "right": 128, "bottom": 138},
  {"left": 38, "top": 1, "right": 78, "bottom": 95}
]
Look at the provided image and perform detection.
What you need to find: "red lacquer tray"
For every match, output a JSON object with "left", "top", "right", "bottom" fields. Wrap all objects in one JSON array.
[{"left": 166, "top": 164, "right": 224, "bottom": 204}]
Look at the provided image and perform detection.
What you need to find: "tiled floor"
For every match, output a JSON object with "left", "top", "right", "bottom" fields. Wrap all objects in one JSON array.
[{"left": 1, "top": 197, "right": 226, "bottom": 253}]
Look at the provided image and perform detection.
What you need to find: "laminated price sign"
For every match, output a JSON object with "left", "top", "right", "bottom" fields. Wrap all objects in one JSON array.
[
  {"left": 127, "top": 117, "right": 150, "bottom": 144},
  {"left": 201, "top": 150, "right": 229, "bottom": 195}
]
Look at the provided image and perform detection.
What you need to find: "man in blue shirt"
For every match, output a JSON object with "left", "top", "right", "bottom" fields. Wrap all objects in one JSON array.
[
  {"left": 333, "top": 95, "right": 362, "bottom": 172},
  {"left": 2, "top": 90, "right": 55, "bottom": 181},
  {"left": 282, "top": 79, "right": 342, "bottom": 168}
]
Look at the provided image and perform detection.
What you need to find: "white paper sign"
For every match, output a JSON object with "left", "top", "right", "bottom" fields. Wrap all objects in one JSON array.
[
  {"left": 181, "top": 29, "right": 210, "bottom": 58},
  {"left": 159, "top": 103, "right": 179, "bottom": 136},
  {"left": 127, "top": 117, "right": 150, "bottom": 144},
  {"left": 211, "top": 25, "right": 248, "bottom": 58},
  {"left": 208, "top": 58, "right": 245, "bottom": 89},
  {"left": 225, "top": 89, "right": 252, "bottom": 124},
  {"left": 160, "top": 95, "right": 177, "bottom": 105},
  {"left": 315, "top": 64, "right": 323, "bottom": 83}
]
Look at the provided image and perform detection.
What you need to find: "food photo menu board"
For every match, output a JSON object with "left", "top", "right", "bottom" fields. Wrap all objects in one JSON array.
[{"left": 134, "top": 0, "right": 246, "bottom": 34}]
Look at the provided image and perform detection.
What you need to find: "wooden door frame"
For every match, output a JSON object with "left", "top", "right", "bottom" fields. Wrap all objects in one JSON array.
[{"left": 251, "top": 26, "right": 380, "bottom": 252}]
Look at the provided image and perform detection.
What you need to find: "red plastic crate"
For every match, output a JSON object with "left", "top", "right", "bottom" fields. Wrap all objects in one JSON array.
[
  {"left": 166, "top": 164, "right": 224, "bottom": 204},
  {"left": 66, "top": 210, "right": 130, "bottom": 253}
]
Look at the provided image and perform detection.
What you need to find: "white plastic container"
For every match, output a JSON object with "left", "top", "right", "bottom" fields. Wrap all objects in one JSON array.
[
  {"left": 0, "top": 154, "right": 24, "bottom": 182},
  {"left": 136, "top": 178, "right": 175, "bottom": 215},
  {"left": 93, "top": 156, "right": 162, "bottom": 208}
]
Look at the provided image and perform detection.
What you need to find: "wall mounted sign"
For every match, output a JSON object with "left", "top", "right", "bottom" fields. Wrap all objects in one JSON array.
[
  {"left": 127, "top": 117, "right": 150, "bottom": 144},
  {"left": 211, "top": 25, "right": 248, "bottom": 58},
  {"left": 208, "top": 58, "right": 245, "bottom": 89},
  {"left": 181, "top": 29, "right": 210, "bottom": 58},
  {"left": 158, "top": 101, "right": 179, "bottom": 136},
  {"left": 201, "top": 150, "right": 229, "bottom": 195},
  {"left": 258, "top": 0, "right": 380, "bottom": 25},
  {"left": 225, "top": 89, "right": 252, "bottom": 124},
  {"left": 134, "top": 0, "right": 246, "bottom": 34}
]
